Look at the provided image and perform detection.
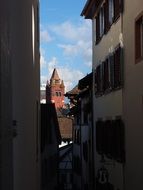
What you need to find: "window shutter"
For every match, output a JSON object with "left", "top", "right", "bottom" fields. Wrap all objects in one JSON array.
[
  {"left": 100, "top": 64, "right": 103, "bottom": 93},
  {"left": 96, "top": 120, "right": 104, "bottom": 154},
  {"left": 120, "top": 0, "right": 124, "bottom": 13},
  {"left": 114, "top": 46, "right": 123, "bottom": 89},
  {"left": 96, "top": 13, "right": 100, "bottom": 44},
  {"left": 114, "top": 46, "right": 120, "bottom": 88},
  {"left": 103, "top": 59, "right": 110, "bottom": 92},
  {"left": 99, "top": 7, "right": 105, "bottom": 37},
  {"left": 109, "top": 54, "right": 115, "bottom": 89},
  {"left": 114, "top": 0, "right": 120, "bottom": 21},
  {"left": 113, "top": 119, "right": 125, "bottom": 163},
  {"left": 96, "top": 64, "right": 103, "bottom": 94},
  {"left": 109, "top": 0, "right": 114, "bottom": 25},
  {"left": 120, "top": 47, "right": 124, "bottom": 87},
  {"left": 104, "top": 0, "right": 110, "bottom": 33}
]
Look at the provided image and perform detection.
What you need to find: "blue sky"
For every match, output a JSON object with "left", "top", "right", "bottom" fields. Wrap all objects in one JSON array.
[{"left": 40, "top": 0, "right": 92, "bottom": 92}]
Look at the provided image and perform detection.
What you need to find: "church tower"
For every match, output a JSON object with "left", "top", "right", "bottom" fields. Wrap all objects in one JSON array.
[{"left": 46, "top": 68, "right": 65, "bottom": 109}]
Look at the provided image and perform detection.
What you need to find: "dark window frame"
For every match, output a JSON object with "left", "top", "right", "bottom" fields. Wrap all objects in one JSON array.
[
  {"left": 95, "top": 45, "right": 124, "bottom": 97},
  {"left": 135, "top": 11, "right": 143, "bottom": 64},
  {"left": 96, "top": 118, "right": 125, "bottom": 163},
  {"left": 95, "top": 0, "right": 123, "bottom": 44}
]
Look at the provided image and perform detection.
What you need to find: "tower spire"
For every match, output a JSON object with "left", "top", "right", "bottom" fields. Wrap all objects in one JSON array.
[
  {"left": 51, "top": 68, "right": 60, "bottom": 80},
  {"left": 50, "top": 68, "right": 61, "bottom": 85}
]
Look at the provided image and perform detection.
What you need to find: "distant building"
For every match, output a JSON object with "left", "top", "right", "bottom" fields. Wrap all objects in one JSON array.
[
  {"left": 58, "top": 116, "right": 73, "bottom": 142},
  {"left": 41, "top": 103, "right": 61, "bottom": 190},
  {"left": 66, "top": 73, "right": 93, "bottom": 190},
  {"left": 59, "top": 144, "right": 73, "bottom": 190},
  {"left": 46, "top": 68, "right": 65, "bottom": 109},
  {"left": 46, "top": 68, "right": 73, "bottom": 143}
]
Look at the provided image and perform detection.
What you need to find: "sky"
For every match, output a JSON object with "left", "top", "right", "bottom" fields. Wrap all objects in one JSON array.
[{"left": 40, "top": 0, "right": 92, "bottom": 92}]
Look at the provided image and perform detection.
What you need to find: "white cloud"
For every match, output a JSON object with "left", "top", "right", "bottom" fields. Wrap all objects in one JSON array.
[
  {"left": 41, "top": 57, "right": 84, "bottom": 92},
  {"left": 58, "top": 40, "right": 92, "bottom": 67},
  {"left": 50, "top": 20, "right": 92, "bottom": 67},
  {"left": 40, "top": 20, "right": 92, "bottom": 90},
  {"left": 40, "top": 54, "right": 47, "bottom": 68},
  {"left": 51, "top": 20, "right": 91, "bottom": 42},
  {"left": 41, "top": 75, "right": 47, "bottom": 85},
  {"left": 47, "top": 57, "right": 58, "bottom": 75},
  {"left": 57, "top": 67, "right": 84, "bottom": 92},
  {"left": 58, "top": 44, "right": 79, "bottom": 56},
  {"left": 40, "top": 30, "right": 53, "bottom": 43}
]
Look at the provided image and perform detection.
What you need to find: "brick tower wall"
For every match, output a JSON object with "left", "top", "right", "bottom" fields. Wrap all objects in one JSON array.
[{"left": 50, "top": 84, "right": 65, "bottom": 109}]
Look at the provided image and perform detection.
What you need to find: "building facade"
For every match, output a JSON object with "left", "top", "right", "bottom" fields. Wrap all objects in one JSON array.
[
  {"left": 81, "top": 0, "right": 143, "bottom": 190},
  {"left": 59, "top": 144, "right": 73, "bottom": 190},
  {"left": 0, "top": 0, "right": 41, "bottom": 190},
  {"left": 66, "top": 73, "right": 93, "bottom": 190},
  {"left": 41, "top": 103, "right": 61, "bottom": 190}
]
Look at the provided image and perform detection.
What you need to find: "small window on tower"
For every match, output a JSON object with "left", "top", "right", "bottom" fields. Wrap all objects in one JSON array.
[
  {"left": 56, "top": 92, "right": 59, "bottom": 96},
  {"left": 59, "top": 92, "right": 61, "bottom": 96},
  {"left": 55, "top": 80, "right": 59, "bottom": 84}
]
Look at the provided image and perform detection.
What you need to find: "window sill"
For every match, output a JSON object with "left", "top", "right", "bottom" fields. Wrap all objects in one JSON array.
[{"left": 95, "top": 86, "right": 123, "bottom": 98}]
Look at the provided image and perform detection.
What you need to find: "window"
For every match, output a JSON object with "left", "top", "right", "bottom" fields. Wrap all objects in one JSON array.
[
  {"left": 114, "top": 0, "right": 122, "bottom": 21},
  {"left": 109, "top": 53, "right": 115, "bottom": 89},
  {"left": 103, "top": 59, "right": 110, "bottom": 92},
  {"left": 113, "top": 45, "right": 123, "bottom": 89},
  {"left": 96, "top": 12, "right": 100, "bottom": 43},
  {"left": 96, "top": 64, "right": 103, "bottom": 95},
  {"left": 104, "top": 0, "right": 110, "bottom": 33},
  {"left": 95, "top": 45, "right": 123, "bottom": 96},
  {"left": 99, "top": 7, "right": 105, "bottom": 37},
  {"left": 135, "top": 12, "right": 143, "bottom": 63},
  {"left": 96, "top": 118, "right": 125, "bottom": 163},
  {"left": 96, "top": 6, "right": 105, "bottom": 43},
  {"left": 104, "top": 0, "right": 115, "bottom": 33},
  {"left": 55, "top": 79, "right": 59, "bottom": 84},
  {"left": 109, "top": 0, "right": 114, "bottom": 24}
]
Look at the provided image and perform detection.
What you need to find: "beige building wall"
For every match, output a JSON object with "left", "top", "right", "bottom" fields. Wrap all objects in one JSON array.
[
  {"left": 92, "top": 16, "right": 124, "bottom": 190},
  {"left": 93, "top": 17, "right": 123, "bottom": 120},
  {"left": 123, "top": 0, "right": 143, "bottom": 189}
]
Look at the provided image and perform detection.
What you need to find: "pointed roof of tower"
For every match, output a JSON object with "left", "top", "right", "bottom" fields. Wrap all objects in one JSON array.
[
  {"left": 51, "top": 68, "right": 60, "bottom": 80},
  {"left": 60, "top": 80, "right": 65, "bottom": 88}
]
